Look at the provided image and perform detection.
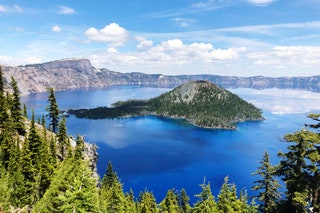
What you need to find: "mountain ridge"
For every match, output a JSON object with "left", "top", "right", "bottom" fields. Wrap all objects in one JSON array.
[{"left": 2, "top": 58, "right": 320, "bottom": 94}]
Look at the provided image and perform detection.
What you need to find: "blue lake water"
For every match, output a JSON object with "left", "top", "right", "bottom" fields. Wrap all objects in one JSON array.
[{"left": 21, "top": 86, "right": 320, "bottom": 203}]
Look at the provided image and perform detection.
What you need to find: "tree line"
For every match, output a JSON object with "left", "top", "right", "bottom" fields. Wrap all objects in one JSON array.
[{"left": 0, "top": 65, "right": 319, "bottom": 212}]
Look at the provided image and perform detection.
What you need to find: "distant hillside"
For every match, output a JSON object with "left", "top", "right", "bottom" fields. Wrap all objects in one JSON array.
[
  {"left": 68, "top": 81, "right": 263, "bottom": 129},
  {"left": 2, "top": 58, "right": 320, "bottom": 94}
]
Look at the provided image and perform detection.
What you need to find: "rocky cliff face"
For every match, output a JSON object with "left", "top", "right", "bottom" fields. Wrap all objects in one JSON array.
[{"left": 2, "top": 58, "right": 320, "bottom": 94}]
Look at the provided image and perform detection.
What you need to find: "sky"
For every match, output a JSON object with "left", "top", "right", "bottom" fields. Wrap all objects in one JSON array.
[{"left": 0, "top": 0, "right": 320, "bottom": 77}]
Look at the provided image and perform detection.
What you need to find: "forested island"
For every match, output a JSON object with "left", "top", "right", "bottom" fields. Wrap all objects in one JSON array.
[
  {"left": 68, "top": 81, "right": 264, "bottom": 129},
  {"left": 1, "top": 65, "right": 320, "bottom": 212}
]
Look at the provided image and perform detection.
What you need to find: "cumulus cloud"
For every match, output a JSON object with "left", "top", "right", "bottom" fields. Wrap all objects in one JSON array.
[
  {"left": 85, "top": 23, "right": 129, "bottom": 47},
  {"left": 52, "top": 25, "right": 61, "bottom": 33},
  {"left": 247, "top": 0, "right": 277, "bottom": 6},
  {"left": 248, "top": 45, "right": 320, "bottom": 67},
  {"left": 89, "top": 38, "right": 246, "bottom": 72},
  {"left": 57, "top": 5, "right": 76, "bottom": 15},
  {"left": 136, "top": 37, "right": 153, "bottom": 50}
]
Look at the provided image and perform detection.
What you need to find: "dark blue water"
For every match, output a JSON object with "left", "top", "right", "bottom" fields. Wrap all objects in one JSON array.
[{"left": 21, "top": 86, "right": 320, "bottom": 203}]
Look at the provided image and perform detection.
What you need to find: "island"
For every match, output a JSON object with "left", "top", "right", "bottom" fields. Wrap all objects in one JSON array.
[{"left": 67, "top": 81, "right": 264, "bottom": 129}]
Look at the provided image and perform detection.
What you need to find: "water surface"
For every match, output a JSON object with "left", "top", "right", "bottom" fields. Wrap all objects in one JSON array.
[{"left": 21, "top": 86, "right": 320, "bottom": 202}]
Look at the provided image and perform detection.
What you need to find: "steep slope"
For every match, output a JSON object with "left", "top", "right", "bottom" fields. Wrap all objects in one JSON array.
[
  {"left": 68, "top": 81, "right": 263, "bottom": 129},
  {"left": 148, "top": 80, "right": 263, "bottom": 128}
]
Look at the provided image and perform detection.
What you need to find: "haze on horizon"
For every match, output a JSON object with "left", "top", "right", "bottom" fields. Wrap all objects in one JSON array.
[{"left": 1, "top": 0, "right": 320, "bottom": 77}]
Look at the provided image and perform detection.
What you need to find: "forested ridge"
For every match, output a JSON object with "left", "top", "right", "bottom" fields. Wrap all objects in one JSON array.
[
  {"left": 68, "top": 81, "right": 264, "bottom": 129},
  {"left": 1, "top": 65, "right": 320, "bottom": 212}
]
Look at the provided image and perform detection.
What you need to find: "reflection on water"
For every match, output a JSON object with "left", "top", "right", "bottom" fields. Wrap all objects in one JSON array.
[
  {"left": 230, "top": 88, "right": 320, "bottom": 114},
  {"left": 21, "top": 86, "right": 320, "bottom": 202}
]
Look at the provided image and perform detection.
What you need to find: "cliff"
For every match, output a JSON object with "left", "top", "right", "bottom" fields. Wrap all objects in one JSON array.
[{"left": 2, "top": 58, "right": 320, "bottom": 94}]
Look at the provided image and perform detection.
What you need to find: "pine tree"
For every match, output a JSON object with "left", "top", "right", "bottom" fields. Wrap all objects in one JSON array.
[
  {"left": 46, "top": 87, "right": 59, "bottom": 132},
  {"left": 277, "top": 128, "right": 320, "bottom": 212},
  {"left": 74, "top": 134, "right": 85, "bottom": 160},
  {"left": 217, "top": 176, "right": 243, "bottom": 212},
  {"left": 125, "top": 188, "right": 138, "bottom": 213},
  {"left": 23, "top": 110, "right": 53, "bottom": 202},
  {"left": 305, "top": 113, "right": 320, "bottom": 211},
  {"left": 57, "top": 115, "right": 70, "bottom": 158},
  {"left": 33, "top": 157, "right": 100, "bottom": 213},
  {"left": 9, "top": 77, "right": 25, "bottom": 135},
  {"left": 178, "top": 188, "right": 191, "bottom": 213},
  {"left": 101, "top": 161, "right": 119, "bottom": 189},
  {"left": 20, "top": 133, "right": 37, "bottom": 207},
  {"left": 252, "top": 151, "right": 281, "bottom": 213},
  {"left": 58, "top": 159, "right": 100, "bottom": 213},
  {"left": 159, "top": 189, "right": 180, "bottom": 213},
  {"left": 193, "top": 178, "right": 218, "bottom": 213},
  {"left": 137, "top": 190, "right": 158, "bottom": 213},
  {"left": 23, "top": 104, "right": 28, "bottom": 117},
  {"left": 100, "top": 161, "right": 127, "bottom": 212},
  {"left": 0, "top": 166, "right": 10, "bottom": 212}
]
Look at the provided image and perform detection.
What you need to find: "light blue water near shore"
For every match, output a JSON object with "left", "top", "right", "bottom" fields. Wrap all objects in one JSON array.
[{"left": 21, "top": 86, "right": 320, "bottom": 203}]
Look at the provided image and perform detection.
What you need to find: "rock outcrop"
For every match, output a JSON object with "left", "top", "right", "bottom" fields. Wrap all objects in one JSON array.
[{"left": 2, "top": 58, "right": 320, "bottom": 95}]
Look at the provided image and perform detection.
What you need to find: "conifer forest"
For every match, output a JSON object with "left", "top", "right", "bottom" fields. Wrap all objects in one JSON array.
[{"left": 0, "top": 66, "right": 320, "bottom": 213}]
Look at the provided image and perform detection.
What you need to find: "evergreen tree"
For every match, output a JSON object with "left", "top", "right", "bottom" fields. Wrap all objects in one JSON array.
[
  {"left": 138, "top": 190, "right": 158, "bottom": 213},
  {"left": 74, "top": 134, "right": 85, "bottom": 160},
  {"left": 277, "top": 128, "right": 320, "bottom": 212},
  {"left": 33, "top": 156, "right": 99, "bottom": 213},
  {"left": 0, "top": 125, "right": 14, "bottom": 170},
  {"left": 23, "top": 110, "right": 53, "bottom": 202},
  {"left": 217, "top": 176, "right": 243, "bottom": 212},
  {"left": 159, "top": 189, "right": 180, "bottom": 213},
  {"left": 178, "top": 188, "right": 191, "bottom": 213},
  {"left": 23, "top": 104, "right": 28, "bottom": 117},
  {"left": 305, "top": 113, "right": 320, "bottom": 211},
  {"left": 9, "top": 76, "right": 25, "bottom": 135},
  {"left": 193, "top": 178, "right": 218, "bottom": 213},
  {"left": 252, "top": 151, "right": 281, "bottom": 213},
  {"left": 58, "top": 159, "right": 100, "bottom": 213},
  {"left": 125, "top": 188, "right": 138, "bottom": 213},
  {"left": 57, "top": 115, "right": 70, "bottom": 158},
  {"left": 46, "top": 87, "right": 59, "bottom": 132},
  {"left": 101, "top": 161, "right": 119, "bottom": 189},
  {"left": 20, "top": 133, "right": 37, "bottom": 208},
  {"left": 49, "top": 135, "right": 58, "bottom": 166},
  {"left": 100, "top": 161, "right": 127, "bottom": 212},
  {"left": 0, "top": 167, "right": 10, "bottom": 212}
]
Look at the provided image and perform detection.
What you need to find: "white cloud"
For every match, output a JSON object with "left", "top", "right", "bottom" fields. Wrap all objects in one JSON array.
[
  {"left": 88, "top": 38, "right": 246, "bottom": 73},
  {"left": 0, "top": 5, "right": 5, "bottom": 13},
  {"left": 0, "top": 4, "right": 23, "bottom": 13},
  {"left": 85, "top": 23, "right": 129, "bottom": 47},
  {"left": 57, "top": 5, "right": 76, "bottom": 15},
  {"left": 52, "top": 25, "right": 61, "bottom": 33},
  {"left": 136, "top": 37, "right": 153, "bottom": 50},
  {"left": 247, "top": 0, "right": 277, "bottom": 6},
  {"left": 248, "top": 45, "right": 320, "bottom": 67},
  {"left": 171, "top": 18, "right": 196, "bottom": 27},
  {"left": 0, "top": 55, "right": 42, "bottom": 66}
]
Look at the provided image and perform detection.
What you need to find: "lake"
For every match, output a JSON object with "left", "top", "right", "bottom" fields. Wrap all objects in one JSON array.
[{"left": 21, "top": 85, "right": 320, "bottom": 203}]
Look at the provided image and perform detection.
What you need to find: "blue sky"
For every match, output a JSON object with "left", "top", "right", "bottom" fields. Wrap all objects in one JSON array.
[{"left": 1, "top": 0, "right": 320, "bottom": 76}]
